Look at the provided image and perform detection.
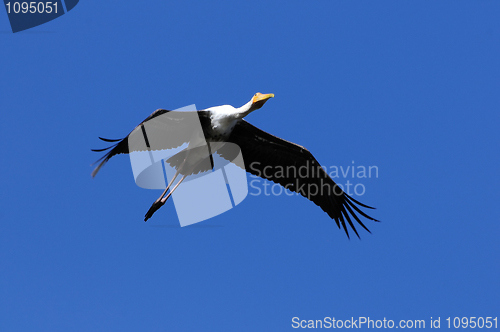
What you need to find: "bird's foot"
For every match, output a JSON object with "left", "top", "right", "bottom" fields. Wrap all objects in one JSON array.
[{"left": 144, "top": 199, "right": 165, "bottom": 222}]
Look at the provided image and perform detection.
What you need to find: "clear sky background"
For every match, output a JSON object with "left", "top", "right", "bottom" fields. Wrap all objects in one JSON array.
[{"left": 1, "top": 1, "right": 499, "bottom": 331}]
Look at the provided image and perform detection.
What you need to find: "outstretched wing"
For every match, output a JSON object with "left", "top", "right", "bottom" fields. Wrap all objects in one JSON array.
[
  {"left": 224, "top": 120, "right": 378, "bottom": 238},
  {"left": 91, "top": 109, "right": 211, "bottom": 177}
]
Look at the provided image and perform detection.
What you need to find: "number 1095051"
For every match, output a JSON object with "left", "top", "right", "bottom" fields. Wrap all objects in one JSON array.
[{"left": 5, "top": 2, "right": 58, "bottom": 14}]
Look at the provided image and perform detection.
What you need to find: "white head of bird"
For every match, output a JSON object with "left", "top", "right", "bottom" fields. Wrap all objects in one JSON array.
[{"left": 243, "top": 92, "right": 275, "bottom": 117}]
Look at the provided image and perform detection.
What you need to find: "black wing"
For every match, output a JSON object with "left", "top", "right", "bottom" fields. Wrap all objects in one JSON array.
[
  {"left": 224, "top": 120, "right": 378, "bottom": 238},
  {"left": 91, "top": 109, "right": 211, "bottom": 177}
]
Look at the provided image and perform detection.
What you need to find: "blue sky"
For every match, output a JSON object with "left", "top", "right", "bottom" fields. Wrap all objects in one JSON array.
[{"left": 1, "top": 1, "right": 499, "bottom": 331}]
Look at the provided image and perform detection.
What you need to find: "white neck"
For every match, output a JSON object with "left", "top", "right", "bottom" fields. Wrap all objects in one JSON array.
[
  {"left": 206, "top": 98, "right": 254, "bottom": 120},
  {"left": 234, "top": 100, "right": 253, "bottom": 118}
]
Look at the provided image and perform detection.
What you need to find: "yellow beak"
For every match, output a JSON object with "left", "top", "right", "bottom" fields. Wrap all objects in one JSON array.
[{"left": 253, "top": 93, "right": 275, "bottom": 103}]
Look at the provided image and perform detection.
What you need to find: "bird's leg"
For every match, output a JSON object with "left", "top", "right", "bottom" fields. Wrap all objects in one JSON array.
[
  {"left": 160, "top": 157, "right": 189, "bottom": 199},
  {"left": 143, "top": 152, "right": 209, "bottom": 221},
  {"left": 160, "top": 173, "right": 189, "bottom": 203},
  {"left": 144, "top": 172, "right": 190, "bottom": 221},
  {"left": 159, "top": 153, "right": 212, "bottom": 204},
  {"left": 156, "top": 168, "right": 180, "bottom": 202},
  {"left": 144, "top": 158, "right": 186, "bottom": 222}
]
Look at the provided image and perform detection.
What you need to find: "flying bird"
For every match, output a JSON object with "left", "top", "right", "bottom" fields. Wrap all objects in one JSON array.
[{"left": 92, "top": 93, "right": 378, "bottom": 238}]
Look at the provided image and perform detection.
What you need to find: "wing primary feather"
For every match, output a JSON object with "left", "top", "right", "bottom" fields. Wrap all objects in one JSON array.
[
  {"left": 344, "top": 202, "right": 372, "bottom": 234},
  {"left": 345, "top": 196, "right": 380, "bottom": 222},
  {"left": 99, "top": 137, "right": 123, "bottom": 142},
  {"left": 346, "top": 194, "right": 376, "bottom": 209},
  {"left": 338, "top": 213, "right": 350, "bottom": 239},
  {"left": 90, "top": 154, "right": 108, "bottom": 166},
  {"left": 342, "top": 208, "right": 360, "bottom": 239},
  {"left": 91, "top": 162, "right": 106, "bottom": 178}
]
